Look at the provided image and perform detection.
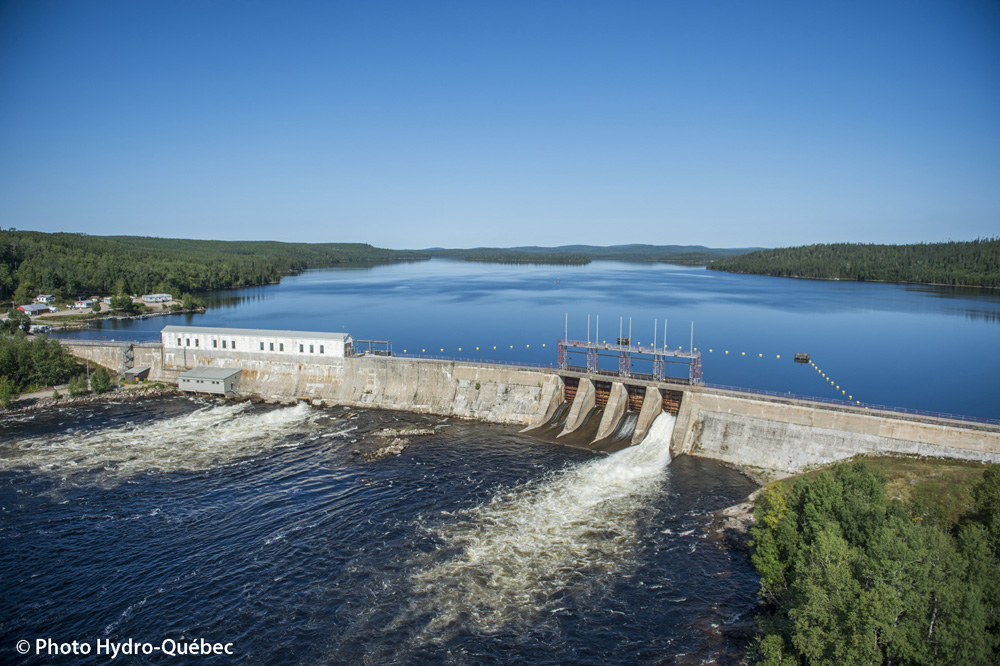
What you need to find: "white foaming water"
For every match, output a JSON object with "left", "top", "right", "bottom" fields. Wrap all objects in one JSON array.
[
  {"left": 0, "top": 402, "right": 316, "bottom": 483},
  {"left": 403, "top": 412, "right": 677, "bottom": 641}
]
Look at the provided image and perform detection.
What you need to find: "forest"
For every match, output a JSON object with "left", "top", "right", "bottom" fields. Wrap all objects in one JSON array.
[
  {"left": 707, "top": 238, "right": 1000, "bottom": 288},
  {"left": 0, "top": 230, "right": 429, "bottom": 303},
  {"left": 750, "top": 461, "right": 1000, "bottom": 665},
  {"left": 0, "top": 331, "right": 81, "bottom": 406},
  {"left": 425, "top": 243, "right": 755, "bottom": 265}
]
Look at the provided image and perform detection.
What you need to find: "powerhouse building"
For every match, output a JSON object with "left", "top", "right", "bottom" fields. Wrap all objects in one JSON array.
[{"left": 161, "top": 326, "right": 354, "bottom": 359}]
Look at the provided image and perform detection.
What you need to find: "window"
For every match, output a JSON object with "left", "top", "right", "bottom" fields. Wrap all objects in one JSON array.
[
  {"left": 260, "top": 342, "right": 264, "bottom": 350},
  {"left": 213, "top": 340, "right": 218, "bottom": 348},
  {"left": 279, "top": 343, "right": 284, "bottom": 351},
  {"left": 231, "top": 340, "right": 236, "bottom": 349},
  {"left": 269, "top": 343, "right": 274, "bottom": 351},
  {"left": 195, "top": 339, "right": 199, "bottom": 347},
  {"left": 186, "top": 338, "right": 190, "bottom": 347},
  {"left": 299, "top": 344, "right": 303, "bottom": 352},
  {"left": 177, "top": 338, "right": 181, "bottom": 345},
  {"left": 309, "top": 345, "right": 314, "bottom": 353},
  {"left": 222, "top": 340, "right": 227, "bottom": 349},
  {"left": 320, "top": 345, "right": 324, "bottom": 354}
]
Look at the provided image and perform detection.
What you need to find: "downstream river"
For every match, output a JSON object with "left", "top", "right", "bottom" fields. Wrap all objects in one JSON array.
[
  {"left": 1, "top": 398, "right": 757, "bottom": 665},
  {"left": 59, "top": 259, "right": 1000, "bottom": 420}
]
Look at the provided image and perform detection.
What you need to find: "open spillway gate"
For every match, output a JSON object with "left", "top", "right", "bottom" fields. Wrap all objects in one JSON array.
[{"left": 527, "top": 374, "right": 684, "bottom": 453}]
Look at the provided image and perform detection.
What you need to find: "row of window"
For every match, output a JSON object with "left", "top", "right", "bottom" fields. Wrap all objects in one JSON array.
[{"left": 176, "top": 337, "right": 326, "bottom": 354}]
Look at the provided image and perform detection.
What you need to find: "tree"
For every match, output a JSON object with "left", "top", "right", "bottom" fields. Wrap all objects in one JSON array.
[
  {"left": 0, "top": 375, "right": 19, "bottom": 407},
  {"left": 91, "top": 299, "right": 101, "bottom": 313},
  {"left": 90, "top": 366, "right": 111, "bottom": 394},
  {"left": 2, "top": 308, "right": 30, "bottom": 333},
  {"left": 109, "top": 293, "right": 137, "bottom": 314}
]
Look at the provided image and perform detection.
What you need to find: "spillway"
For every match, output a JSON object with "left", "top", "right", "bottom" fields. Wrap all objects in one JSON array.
[{"left": 397, "top": 412, "right": 678, "bottom": 643}]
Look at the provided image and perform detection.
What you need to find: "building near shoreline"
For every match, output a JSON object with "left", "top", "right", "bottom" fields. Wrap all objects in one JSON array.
[
  {"left": 178, "top": 366, "right": 241, "bottom": 396},
  {"left": 18, "top": 304, "right": 50, "bottom": 315},
  {"left": 36, "top": 294, "right": 56, "bottom": 304},
  {"left": 142, "top": 293, "right": 173, "bottom": 303},
  {"left": 161, "top": 325, "right": 354, "bottom": 359}
]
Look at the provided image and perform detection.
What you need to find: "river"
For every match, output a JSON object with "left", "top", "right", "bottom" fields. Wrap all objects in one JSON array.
[
  {"left": 57, "top": 259, "right": 1000, "bottom": 420},
  {"left": 1, "top": 398, "right": 757, "bottom": 665}
]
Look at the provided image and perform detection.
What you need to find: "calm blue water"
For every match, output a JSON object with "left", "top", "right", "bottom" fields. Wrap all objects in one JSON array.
[{"left": 59, "top": 259, "right": 1000, "bottom": 419}]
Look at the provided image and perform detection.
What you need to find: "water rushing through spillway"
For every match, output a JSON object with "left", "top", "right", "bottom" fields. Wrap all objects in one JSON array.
[
  {"left": 2, "top": 399, "right": 758, "bottom": 665},
  {"left": 401, "top": 413, "right": 678, "bottom": 642},
  {"left": 0, "top": 401, "right": 319, "bottom": 485}
]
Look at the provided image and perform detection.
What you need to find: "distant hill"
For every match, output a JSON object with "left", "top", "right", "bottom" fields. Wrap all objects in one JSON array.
[
  {"left": 707, "top": 239, "right": 1000, "bottom": 288},
  {"left": 0, "top": 230, "right": 428, "bottom": 303},
  {"left": 423, "top": 244, "right": 761, "bottom": 265}
]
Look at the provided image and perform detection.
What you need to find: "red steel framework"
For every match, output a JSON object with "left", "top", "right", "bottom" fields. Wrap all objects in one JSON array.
[{"left": 556, "top": 339, "right": 703, "bottom": 384}]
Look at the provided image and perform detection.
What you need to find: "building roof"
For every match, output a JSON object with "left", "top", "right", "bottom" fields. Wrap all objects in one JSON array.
[
  {"left": 178, "top": 367, "right": 242, "bottom": 380},
  {"left": 162, "top": 325, "right": 350, "bottom": 341},
  {"left": 18, "top": 304, "right": 50, "bottom": 313},
  {"left": 124, "top": 366, "right": 150, "bottom": 375}
]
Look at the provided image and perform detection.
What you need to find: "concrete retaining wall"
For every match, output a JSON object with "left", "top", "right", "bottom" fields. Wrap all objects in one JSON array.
[
  {"left": 674, "top": 390, "right": 1000, "bottom": 476},
  {"left": 64, "top": 342, "right": 562, "bottom": 427},
  {"left": 63, "top": 341, "right": 1000, "bottom": 474}
]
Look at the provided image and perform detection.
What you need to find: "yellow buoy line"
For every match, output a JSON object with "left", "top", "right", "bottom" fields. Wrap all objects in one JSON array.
[{"left": 699, "top": 348, "right": 862, "bottom": 407}]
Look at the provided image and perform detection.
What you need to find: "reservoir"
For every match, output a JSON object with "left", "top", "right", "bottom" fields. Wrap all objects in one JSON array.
[{"left": 58, "top": 259, "right": 1000, "bottom": 420}]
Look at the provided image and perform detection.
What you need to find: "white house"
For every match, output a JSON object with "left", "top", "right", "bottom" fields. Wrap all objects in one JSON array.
[
  {"left": 142, "top": 293, "right": 173, "bottom": 303},
  {"left": 36, "top": 294, "right": 56, "bottom": 304},
  {"left": 161, "top": 326, "right": 354, "bottom": 358},
  {"left": 73, "top": 299, "right": 94, "bottom": 309}
]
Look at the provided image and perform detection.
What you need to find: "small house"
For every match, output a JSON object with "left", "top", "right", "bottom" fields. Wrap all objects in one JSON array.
[
  {"left": 178, "top": 367, "right": 242, "bottom": 396},
  {"left": 36, "top": 294, "right": 56, "bottom": 304},
  {"left": 142, "top": 293, "right": 173, "bottom": 303},
  {"left": 17, "top": 304, "right": 50, "bottom": 315},
  {"left": 73, "top": 299, "right": 94, "bottom": 309}
]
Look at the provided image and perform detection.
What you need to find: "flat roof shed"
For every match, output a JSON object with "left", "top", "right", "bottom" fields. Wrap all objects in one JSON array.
[
  {"left": 124, "top": 366, "right": 151, "bottom": 382},
  {"left": 178, "top": 367, "right": 242, "bottom": 396}
]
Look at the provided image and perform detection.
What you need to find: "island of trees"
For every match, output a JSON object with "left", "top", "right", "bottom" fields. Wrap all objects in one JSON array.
[{"left": 708, "top": 238, "right": 1000, "bottom": 288}]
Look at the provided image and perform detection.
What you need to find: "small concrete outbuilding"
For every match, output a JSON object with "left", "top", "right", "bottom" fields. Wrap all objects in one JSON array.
[
  {"left": 124, "top": 366, "right": 151, "bottom": 382},
  {"left": 178, "top": 367, "right": 242, "bottom": 396}
]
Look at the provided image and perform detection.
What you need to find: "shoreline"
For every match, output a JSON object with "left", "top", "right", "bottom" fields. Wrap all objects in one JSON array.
[
  {"left": 705, "top": 268, "right": 1000, "bottom": 291},
  {"left": 1, "top": 384, "right": 180, "bottom": 417}
]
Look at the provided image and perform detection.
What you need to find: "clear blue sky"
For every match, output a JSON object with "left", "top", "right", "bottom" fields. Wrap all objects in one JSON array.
[{"left": 1, "top": 1, "right": 997, "bottom": 249}]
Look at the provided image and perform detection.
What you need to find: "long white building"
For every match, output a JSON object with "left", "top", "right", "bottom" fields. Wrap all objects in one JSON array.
[{"left": 161, "top": 326, "right": 354, "bottom": 358}]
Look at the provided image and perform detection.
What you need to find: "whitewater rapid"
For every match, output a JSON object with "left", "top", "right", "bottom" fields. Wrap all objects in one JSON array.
[
  {"left": 0, "top": 401, "right": 318, "bottom": 484},
  {"left": 401, "top": 412, "right": 678, "bottom": 642}
]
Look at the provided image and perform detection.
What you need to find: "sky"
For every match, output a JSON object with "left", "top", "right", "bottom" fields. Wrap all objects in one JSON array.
[{"left": 1, "top": 1, "right": 998, "bottom": 249}]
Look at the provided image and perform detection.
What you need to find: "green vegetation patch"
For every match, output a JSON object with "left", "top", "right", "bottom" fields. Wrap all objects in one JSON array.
[
  {"left": 750, "top": 459, "right": 1000, "bottom": 665},
  {"left": 780, "top": 455, "right": 988, "bottom": 527},
  {"left": 708, "top": 237, "right": 1000, "bottom": 288},
  {"left": 0, "top": 229, "right": 429, "bottom": 303}
]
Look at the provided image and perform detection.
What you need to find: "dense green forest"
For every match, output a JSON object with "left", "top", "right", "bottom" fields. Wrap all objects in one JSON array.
[
  {"left": 426, "top": 243, "right": 756, "bottom": 265},
  {"left": 708, "top": 239, "right": 1000, "bottom": 288},
  {"left": 0, "top": 332, "right": 82, "bottom": 405},
  {"left": 749, "top": 461, "right": 1000, "bottom": 665},
  {"left": 0, "top": 230, "right": 429, "bottom": 303}
]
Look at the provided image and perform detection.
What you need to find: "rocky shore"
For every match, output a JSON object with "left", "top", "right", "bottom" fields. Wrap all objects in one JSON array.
[{"left": 1, "top": 384, "right": 179, "bottom": 418}]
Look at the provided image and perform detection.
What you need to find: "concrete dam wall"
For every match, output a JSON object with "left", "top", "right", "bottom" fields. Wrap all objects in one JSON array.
[{"left": 62, "top": 341, "right": 1000, "bottom": 475}]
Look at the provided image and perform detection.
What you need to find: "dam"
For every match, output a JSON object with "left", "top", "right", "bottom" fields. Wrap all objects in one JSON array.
[{"left": 61, "top": 326, "right": 1000, "bottom": 478}]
